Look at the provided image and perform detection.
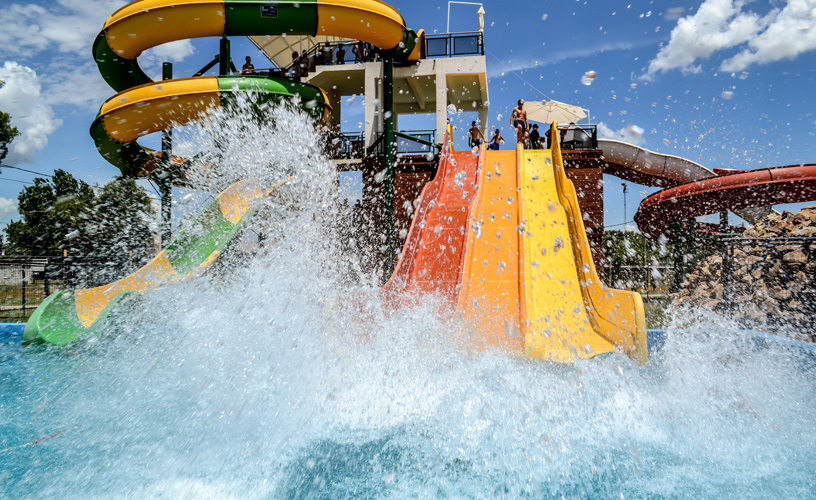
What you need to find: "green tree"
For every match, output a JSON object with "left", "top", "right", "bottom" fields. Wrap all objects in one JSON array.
[
  {"left": 4, "top": 169, "right": 95, "bottom": 255},
  {"left": 69, "top": 178, "right": 157, "bottom": 286},
  {"left": 0, "top": 80, "right": 21, "bottom": 166},
  {"left": 603, "top": 230, "right": 672, "bottom": 290}
]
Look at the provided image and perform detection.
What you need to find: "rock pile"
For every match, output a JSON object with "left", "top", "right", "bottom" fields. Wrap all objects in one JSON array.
[{"left": 673, "top": 206, "right": 816, "bottom": 342}]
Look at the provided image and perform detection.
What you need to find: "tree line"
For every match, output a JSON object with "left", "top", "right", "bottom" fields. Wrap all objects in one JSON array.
[{"left": 2, "top": 81, "right": 157, "bottom": 286}]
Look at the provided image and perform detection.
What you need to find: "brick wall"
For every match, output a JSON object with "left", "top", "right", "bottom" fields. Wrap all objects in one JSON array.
[{"left": 394, "top": 171, "right": 434, "bottom": 243}]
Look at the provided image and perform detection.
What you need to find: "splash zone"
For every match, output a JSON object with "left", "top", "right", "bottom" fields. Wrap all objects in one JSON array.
[{"left": 21, "top": 0, "right": 816, "bottom": 365}]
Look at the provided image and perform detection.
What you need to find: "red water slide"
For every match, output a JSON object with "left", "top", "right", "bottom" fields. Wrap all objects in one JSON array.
[
  {"left": 634, "top": 163, "right": 816, "bottom": 239},
  {"left": 382, "top": 136, "right": 479, "bottom": 306}
]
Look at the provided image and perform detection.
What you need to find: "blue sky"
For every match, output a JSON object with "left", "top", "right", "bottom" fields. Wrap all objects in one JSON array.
[{"left": 1, "top": 0, "right": 815, "bottom": 232}]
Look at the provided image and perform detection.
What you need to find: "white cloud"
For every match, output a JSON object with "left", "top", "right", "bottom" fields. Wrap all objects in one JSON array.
[
  {"left": 0, "top": 0, "right": 200, "bottom": 162},
  {"left": 0, "top": 0, "right": 125, "bottom": 58},
  {"left": 646, "top": 0, "right": 816, "bottom": 78},
  {"left": 597, "top": 122, "right": 646, "bottom": 146},
  {"left": 488, "top": 40, "right": 649, "bottom": 79},
  {"left": 0, "top": 61, "right": 63, "bottom": 164},
  {"left": 145, "top": 40, "right": 197, "bottom": 63},
  {"left": 722, "top": 0, "right": 816, "bottom": 71},
  {"left": 0, "top": 197, "right": 20, "bottom": 227}
]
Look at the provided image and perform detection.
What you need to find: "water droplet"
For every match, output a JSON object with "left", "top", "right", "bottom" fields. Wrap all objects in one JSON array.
[
  {"left": 580, "top": 70, "right": 596, "bottom": 86},
  {"left": 472, "top": 221, "right": 483, "bottom": 238},
  {"left": 447, "top": 104, "right": 458, "bottom": 115},
  {"left": 532, "top": 261, "right": 540, "bottom": 268},
  {"left": 721, "top": 90, "right": 735, "bottom": 99},
  {"left": 541, "top": 14, "right": 549, "bottom": 20},
  {"left": 554, "top": 236, "right": 564, "bottom": 253}
]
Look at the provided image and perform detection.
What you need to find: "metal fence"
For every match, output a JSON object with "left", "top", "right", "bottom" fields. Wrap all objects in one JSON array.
[
  {"left": 0, "top": 255, "right": 148, "bottom": 322},
  {"left": 0, "top": 257, "right": 62, "bottom": 321},
  {"left": 425, "top": 32, "right": 484, "bottom": 58}
]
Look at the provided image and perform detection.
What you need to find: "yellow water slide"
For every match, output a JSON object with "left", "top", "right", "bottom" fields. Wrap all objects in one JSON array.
[{"left": 457, "top": 126, "right": 647, "bottom": 363}]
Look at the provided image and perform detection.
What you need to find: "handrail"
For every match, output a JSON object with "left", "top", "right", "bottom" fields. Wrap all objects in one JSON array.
[
  {"left": 424, "top": 31, "right": 484, "bottom": 58},
  {"left": 395, "top": 131, "right": 442, "bottom": 150}
]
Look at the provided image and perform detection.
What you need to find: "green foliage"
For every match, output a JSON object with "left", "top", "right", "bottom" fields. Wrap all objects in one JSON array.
[
  {"left": 603, "top": 230, "right": 671, "bottom": 291},
  {"left": 4, "top": 170, "right": 95, "bottom": 255},
  {"left": 0, "top": 80, "right": 21, "bottom": 165},
  {"left": 69, "top": 178, "right": 157, "bottom": 286}
]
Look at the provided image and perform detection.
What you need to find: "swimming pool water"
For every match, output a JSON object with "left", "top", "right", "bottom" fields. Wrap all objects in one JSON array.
[{"left": 1, "top": 295, "right": 814, "bottom": 499}]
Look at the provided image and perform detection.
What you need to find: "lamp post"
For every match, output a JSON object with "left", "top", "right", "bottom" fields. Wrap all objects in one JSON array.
[{"left": 621, "top": 182, "right": 628, "bottom": 232}]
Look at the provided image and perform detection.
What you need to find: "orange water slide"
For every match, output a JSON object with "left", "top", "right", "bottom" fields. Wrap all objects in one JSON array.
[{"left": 382, "top": 140, "right": 480, "bottom": 304}]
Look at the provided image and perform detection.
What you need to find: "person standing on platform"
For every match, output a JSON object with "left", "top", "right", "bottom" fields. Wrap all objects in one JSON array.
[
  {"left": 468, "top": 121, "right": 485, "bottom": 148},
  {"left": 510, "top": 99, "right": 528, "bottom": 134},
  {"left": 529, "top": 123, "right": 541, "bottom": 149},
  {"left": 241, "top": 56, "right": 256, "bottom": 75},
  {"left": 488, "top": 129, "right": 504, "bottom": 150}
]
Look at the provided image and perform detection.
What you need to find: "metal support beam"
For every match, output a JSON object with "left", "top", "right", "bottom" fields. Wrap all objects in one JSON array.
[
  {"left": 219, "top": 36, "right": 231, "bottom": 76},
  {"left": 160, "top": 62, "right": 173, "bottom": 247},
  {"left": 670, "top": 220, "right": 684, "bottom": 293},
  {"left": 383, "top": 55, "right": 396, "bottom": 280}
]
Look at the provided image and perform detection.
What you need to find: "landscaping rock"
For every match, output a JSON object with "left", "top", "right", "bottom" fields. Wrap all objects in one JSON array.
[{"left": 675, "top": 206, "right": 816, "bottom": 342}]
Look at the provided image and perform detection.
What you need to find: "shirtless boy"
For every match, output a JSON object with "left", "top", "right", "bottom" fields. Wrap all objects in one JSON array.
[
  {"left": 510, "top": 99, "right": 528, "bottom": 133},
  {"left": 468, "top": 121, "right": 485, "bottom": 148}
]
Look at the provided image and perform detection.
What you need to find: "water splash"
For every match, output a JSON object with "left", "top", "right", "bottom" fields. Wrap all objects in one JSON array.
[{"left": 2, "top": 99, "right": 815, "bottom": 499}]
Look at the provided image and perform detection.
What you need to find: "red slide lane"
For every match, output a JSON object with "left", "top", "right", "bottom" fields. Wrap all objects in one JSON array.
[
  {"left": 382, "top": 140, "right": 480, "bottom": 306},
  {"left": 635, "top": 163, "right": 816, "bottom": 239}
]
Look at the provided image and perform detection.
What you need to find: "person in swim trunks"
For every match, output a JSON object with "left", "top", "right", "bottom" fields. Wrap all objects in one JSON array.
[
  {"left": 488, "top": 129, "right": 504, "bottom": 150},
  {"left": 468, "top": 121, "right": 485, "bottom": 148},
  {"left": 511, "top": 99, "right": 528, "bottom": 133}
]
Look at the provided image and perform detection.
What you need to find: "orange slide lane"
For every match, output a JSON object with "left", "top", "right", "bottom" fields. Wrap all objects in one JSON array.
[{"left": 382, "top": 141, "right": 480, "bottom": 306}]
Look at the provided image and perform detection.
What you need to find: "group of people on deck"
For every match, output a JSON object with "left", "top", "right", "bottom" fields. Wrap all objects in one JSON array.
[
  {"left": 238, "top": 40, "right": 376, "bottom": 81},
  {"left": 468, "top": 99, "right": 564, "bottom": 151}
]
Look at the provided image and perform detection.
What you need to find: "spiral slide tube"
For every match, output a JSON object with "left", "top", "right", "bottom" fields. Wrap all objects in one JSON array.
[
  {"left": 635, "top": 163, "right": 816, "bottom": 240},
  {"left": 25, "top": 0, "right": 423, "bottom": 344}
]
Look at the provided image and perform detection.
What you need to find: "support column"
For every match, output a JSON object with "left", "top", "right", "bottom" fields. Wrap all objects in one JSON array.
[
  {"left": 219, "top": 35, "right": 231, "bottom": 75},
  {"left": 160, "top": 62, "right": 173, "bottom": 247},
  {"left": 364, "top": 62, "right": 380, "bottom": 149},
  {"left": 670, "top": 220, "right": 684, "bottom": 293},
  {"left": 719, "top": 211, "right": 729, "bottom": 234},
  {"left": 383, "top": 55, "right": 396, "bottom": 279},
  {"left": 435, "top": 64, "right": 448, "bottom": 141},
  {"left": 478, "top": 106, "right": 488, "bottom": 139},
  {"left": 326, "top": 88, "right": 342, "bottom": 132}
]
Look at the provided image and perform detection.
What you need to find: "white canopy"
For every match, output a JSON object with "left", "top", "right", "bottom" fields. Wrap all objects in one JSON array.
[{"left": 248, "top": 35, "right": 354, "bottom": 68}]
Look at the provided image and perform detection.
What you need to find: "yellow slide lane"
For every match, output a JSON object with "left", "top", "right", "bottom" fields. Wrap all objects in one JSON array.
[
  {"left": 456, "top": 148, "right": 524, "bottom": 352},
  {"left": 551, "top": 127, "right": 648, "bottom": 363},
  {"left": 518, "top": 147, "right": 615, "bottom": 362},
  {"left": 457, "top": 137, "right": 647, "bottom": 363},
  {"left": 105, "top": 0, "right": 226, "bottom": 59}
]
